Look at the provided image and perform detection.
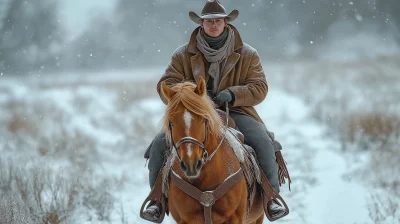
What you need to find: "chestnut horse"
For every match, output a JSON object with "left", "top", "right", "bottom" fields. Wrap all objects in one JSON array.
[{"left": 160, "top": 77, "right": 264, "bottom": 224}]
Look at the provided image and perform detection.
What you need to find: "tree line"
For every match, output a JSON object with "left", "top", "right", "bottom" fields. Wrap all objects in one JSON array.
[{"left": 0, "top": 0, "right": 399, "bottom": 75}]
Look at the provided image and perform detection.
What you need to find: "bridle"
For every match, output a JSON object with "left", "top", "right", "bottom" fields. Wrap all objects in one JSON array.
[
  {"left": 168, "top": 102, "right": 230, "bottom": 164},
  {"left": 167, "top": 103, "right": 245, "bottom": 224}
]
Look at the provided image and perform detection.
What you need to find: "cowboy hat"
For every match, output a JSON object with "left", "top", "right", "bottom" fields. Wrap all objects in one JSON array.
[{"left": 189, "top": 0, "right": 239, "bottom": 24}]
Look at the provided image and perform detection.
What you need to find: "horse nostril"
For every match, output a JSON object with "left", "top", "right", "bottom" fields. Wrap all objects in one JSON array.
[
  {"left": 180, "top": 161, "right": 188, "bottom": 172},
  {"left": 195, "top": 159, "right": 203, "bottom": 171}
]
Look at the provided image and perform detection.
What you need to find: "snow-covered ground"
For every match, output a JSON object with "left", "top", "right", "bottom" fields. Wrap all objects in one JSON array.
[
  {"left": 256, "top": 90, "right": 370, "bottom": 224},
  {"left": 0, "top": 63, "right": 397, "bottom": 223}
]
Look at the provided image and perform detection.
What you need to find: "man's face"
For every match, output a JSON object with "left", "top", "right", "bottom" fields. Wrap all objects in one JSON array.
[{"left": 200, "top": 18, "right": 227, "bottom": 37}]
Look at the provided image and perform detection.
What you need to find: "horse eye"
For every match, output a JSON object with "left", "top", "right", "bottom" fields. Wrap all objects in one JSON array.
[{"left": 169, "top": 121, "right": 174, "bottom": 126}]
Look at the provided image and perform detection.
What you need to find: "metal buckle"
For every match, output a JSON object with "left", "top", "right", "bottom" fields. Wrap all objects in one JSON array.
[
  {"left": 202, "top": 150, "right": 209, "bottom": 162},
  {"left": 200, "top": 191, "right": 215, "bottom": 207}
]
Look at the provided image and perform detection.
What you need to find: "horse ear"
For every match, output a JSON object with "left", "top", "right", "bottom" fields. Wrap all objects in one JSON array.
[
  {"left": 161, "top": 82, "right": 175, "bottom": 101},
  {"left": 195, "top": 77, "right": 206, "bottom": 96}
]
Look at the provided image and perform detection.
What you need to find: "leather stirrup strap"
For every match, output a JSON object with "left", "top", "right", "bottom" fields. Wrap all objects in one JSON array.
[
  {"left": 259, "top": 167, "right": 290, "bottom": 222},
  {"left": 140, "top": 169, "right": 166, "bottom": 223},
  {"left": 171, "top": 168, "right": 244, "bottom": 224}
]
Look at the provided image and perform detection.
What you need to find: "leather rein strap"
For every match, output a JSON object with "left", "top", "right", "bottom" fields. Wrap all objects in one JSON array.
[{"left": 171, "top": 168, "right": 244, "bottom": 224}]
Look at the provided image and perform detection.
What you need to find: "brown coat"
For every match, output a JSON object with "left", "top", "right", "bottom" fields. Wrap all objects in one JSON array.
[{"left": 157, "top": 24, "right": 268, "bottom": 123}]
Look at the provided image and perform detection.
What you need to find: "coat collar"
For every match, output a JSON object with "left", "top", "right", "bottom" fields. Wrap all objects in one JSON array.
[{"left": 186, "top": 24, "right": 244, "bottom": 54}]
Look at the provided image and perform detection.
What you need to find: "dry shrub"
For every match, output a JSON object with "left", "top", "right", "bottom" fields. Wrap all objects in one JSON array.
[
  {"left": 341, "top": 112, "right": 400, "bottom": 222},
  {"left": 368, "top": 193, "right": 400, "bottom": 224},
  {"left": 344, "top": 112, "right": 400, "bottom": 145},
  {"left": 3, "top": 96, "right": 99, "bottom": 169},
  {"left": 370, "top": 147, "right": 400, "bottom": 195},
  {"left": 79, "top": 178, "right": 114, "bottom": 222},
  {"left": 0, "top": 162, "right": 75, "bottom": 224},
  {"left": 0, "top": 160, "right": 115, "bottom": 224},
  {"left": 7, "top": 112, "right": 35, "bottom": 135},
  {"left": 36, "top": 127, "right": 98, "bottom": 170}
]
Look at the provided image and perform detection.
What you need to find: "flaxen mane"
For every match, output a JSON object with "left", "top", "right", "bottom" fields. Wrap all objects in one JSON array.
[{"left": 162, "top": 82, "right": 223, "bottom": 146}]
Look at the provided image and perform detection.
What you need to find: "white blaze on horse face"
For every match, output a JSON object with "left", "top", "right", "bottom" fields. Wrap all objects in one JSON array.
[
  {"left": 183, "top": 110, "right": 193, "bottom": 157},
  {"left": 183, "top": 110, "right": 192, "bottom": 135}
]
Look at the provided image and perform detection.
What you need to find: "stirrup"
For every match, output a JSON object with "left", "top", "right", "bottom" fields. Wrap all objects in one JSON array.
[
  {"left": 142, "top": 203, "right": 162, "bottom": 222},
  {"left": 259, "top": 171, "right": 290, "bottom": 222},
  {"left": 140, "top": 171, "right": 167, "bottom": 223},
  {"left": 267, "top": 199, "right": 287, "bottom": 220}
]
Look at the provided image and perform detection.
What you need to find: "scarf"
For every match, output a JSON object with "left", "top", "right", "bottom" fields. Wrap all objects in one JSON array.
[
  {"left": 196, "top": 25, "right": 235, "bottom": 93},
  {"left": 203, "top": 28, "right": 229, "bottom": 50}
]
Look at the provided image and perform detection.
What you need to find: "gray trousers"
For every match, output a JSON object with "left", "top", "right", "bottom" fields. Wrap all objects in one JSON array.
[{"left": 146, "top": 112, "right": 280, "bottom": 192}]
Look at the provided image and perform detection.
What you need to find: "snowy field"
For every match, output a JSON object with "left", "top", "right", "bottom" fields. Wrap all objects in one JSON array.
[{"left": 0, "top": 58, "right": 399, "bottom": 223}]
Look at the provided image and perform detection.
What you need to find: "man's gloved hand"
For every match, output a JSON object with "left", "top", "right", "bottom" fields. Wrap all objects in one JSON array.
[{"left": 213, "top": 89, "right": 235, "bottom": 107}]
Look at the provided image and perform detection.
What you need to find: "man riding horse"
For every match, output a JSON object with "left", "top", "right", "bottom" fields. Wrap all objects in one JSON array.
[{"left": 142, "top": 0, "right": 290, "bottom": 222}]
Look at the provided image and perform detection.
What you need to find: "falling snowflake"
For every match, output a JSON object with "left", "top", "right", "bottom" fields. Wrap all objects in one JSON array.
[{"left": 355, "top": 14, "right": 363, "bottom": 22}]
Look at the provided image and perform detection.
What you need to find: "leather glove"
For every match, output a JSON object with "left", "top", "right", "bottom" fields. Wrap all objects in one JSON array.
[{"left": 213, "top": 89, "right": 234, "bottom": 107}]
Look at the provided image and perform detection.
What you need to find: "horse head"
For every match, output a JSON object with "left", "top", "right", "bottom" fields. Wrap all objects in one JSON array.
[{"left": 161, "top": 77, "right": 222, "bottom": 179}]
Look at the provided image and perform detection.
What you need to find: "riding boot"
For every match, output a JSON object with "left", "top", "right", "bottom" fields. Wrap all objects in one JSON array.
[{"left": 228, "top": 112, "right": 287, "bottom": 219}]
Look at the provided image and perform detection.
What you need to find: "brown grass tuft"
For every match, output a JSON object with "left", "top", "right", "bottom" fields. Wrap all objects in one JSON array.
[
  {"left": 7, "top": 112, "right": 34, "bottom": 134},
  {"left": 344, "top": 112, "right": 400, "bottom": 144}
]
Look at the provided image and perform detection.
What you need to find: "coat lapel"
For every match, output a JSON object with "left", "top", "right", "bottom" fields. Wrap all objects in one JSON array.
[
  {"left": 191, "top": 53, "right": 206, "bottom": 83},
  {"left": 217, "top": 52, "right": 240, "bottom": 92}
]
